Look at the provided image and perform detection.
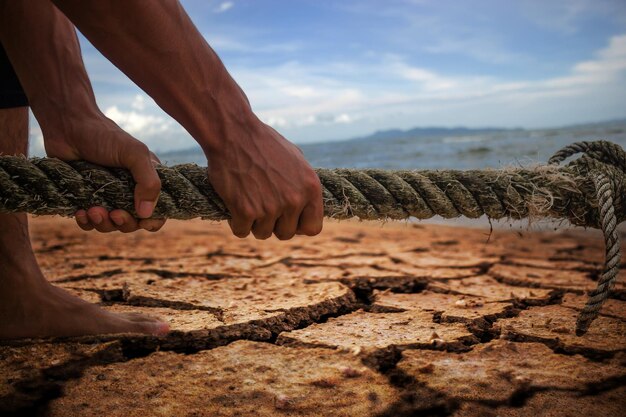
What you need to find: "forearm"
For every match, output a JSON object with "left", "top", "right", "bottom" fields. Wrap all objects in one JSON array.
[
  {"left": 52, "top": 0, "right": 257, "bottom": 154},
  {"left": 0, "top": 0, "right": 101, "bottom": 140}
]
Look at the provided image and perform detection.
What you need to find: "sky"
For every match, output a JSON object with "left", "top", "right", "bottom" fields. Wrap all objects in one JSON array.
[{"left": 30, "top": 0, "right": 626, "bottom": 154}]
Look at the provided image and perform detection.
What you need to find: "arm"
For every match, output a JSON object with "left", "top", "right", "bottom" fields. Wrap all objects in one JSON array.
[
  {"left": 0, "top": 0, "right": 165, "bottom": 233},
  {"left": 52, "top": 0, "right": 323, "bottom": 239}
]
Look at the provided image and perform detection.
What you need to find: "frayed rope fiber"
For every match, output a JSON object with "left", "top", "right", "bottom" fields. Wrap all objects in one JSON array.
[{"left": 0, "top": 140, "right": 624, "bottom": 334}]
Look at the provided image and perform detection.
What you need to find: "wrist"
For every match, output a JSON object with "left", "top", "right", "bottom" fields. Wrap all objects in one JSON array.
[
  {"left": 32, "top": 93, "right": 102, "bottom": 141},
  {"left": 189, "top": 86, "right": 261, "bottom": 156},
  {"left": 37, "top": 104, "right": 104, "bottom": 146}
]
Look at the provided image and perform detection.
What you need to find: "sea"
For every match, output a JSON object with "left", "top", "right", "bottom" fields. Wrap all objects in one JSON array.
[
  {"left": 160, "top": 120, "right": 626, "bottom": 171},
  {"left": 159, "top": 119, "right": 626, "bottom": 230}
]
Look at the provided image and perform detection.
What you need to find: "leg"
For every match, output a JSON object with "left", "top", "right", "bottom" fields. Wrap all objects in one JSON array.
[{"left": 0, "top": 107, "right": 169, "bottom": 339}]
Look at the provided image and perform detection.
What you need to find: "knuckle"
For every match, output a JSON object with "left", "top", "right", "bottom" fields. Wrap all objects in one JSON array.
[
  {"left": 252, "top": 224, "right": 272, "bottom": 240},
  {"left": 284, "top": 193, "right": 302, "bottom": 209},
  {"left": 236, "top": 206, "right": 257, "bottom": 221},
  {"left": 233, "top": 230, "right": 250, "bottom": 238},
  {"left": 263, "top": 203, "right": 279, "bottom": 217},
  {"left": 301, "top": 223, "right": 323, "bottom": 236},
  {"left": 125, "top": 141, "right": 149, "bottom": 160},
  {"left": 255, "top": 232, "right": 272, "bottom": 240},
  {"left": 305, "top": 171, "right": 319, "bottom": 184},
  {"left": 305, "top": 175, "right": 321, "bottom": 194},
  {"left": 133, "top": 141, "right": 150, "bottom": 155},
  {"left": 275, "top": 231, "right": 295, "bottom": 241}
]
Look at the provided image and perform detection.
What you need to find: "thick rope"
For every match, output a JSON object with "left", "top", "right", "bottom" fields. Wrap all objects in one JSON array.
[
  {"left": 549, "top": 141, "right": 623, "bottom": 335},
  {"left": 0, "top": 140, "right": 624, "bottom": 334}
]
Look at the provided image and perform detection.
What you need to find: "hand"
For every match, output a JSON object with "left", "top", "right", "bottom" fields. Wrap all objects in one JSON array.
[
  {"left": 43, "top": 114, "right": 166, "bottom": 233},
  {"left": 207, "top": 120, "right": 323, "bottom": 240}
]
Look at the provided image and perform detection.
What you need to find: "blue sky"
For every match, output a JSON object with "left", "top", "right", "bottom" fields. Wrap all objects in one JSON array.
[{"left": 31, "top": 0, "right": 626, "bottom": 153}]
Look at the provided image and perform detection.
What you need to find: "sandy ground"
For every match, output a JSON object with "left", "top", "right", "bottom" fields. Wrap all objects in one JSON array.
[{"left": 1, "top": 216, "right": 625, "bottom": 416}]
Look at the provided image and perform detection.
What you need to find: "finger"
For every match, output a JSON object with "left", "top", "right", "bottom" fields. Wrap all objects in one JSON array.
[
  {"left": 75, "top": 210, "right": 95, "bottom": 231},
  {"left": 251, "top": 215, "right": 277, "bottom": 240},
  {"left": 228, "top": 215, "right": 254, "bottom": 238},
  {"left": 138, "top": 218, "right": 166, "bottom": 232},
  {"left": 109, "top": 210, "right": 140, "bottom": 233},
  {"left": 149, "top": 151, "right": 161, "bottom": 165},
  {"left": 87, "top": 207, "right": 118, "bottom": 233},
  {"left": 122, "top": 142, "right": 161, "bottom": 219},
  {"left": 274, "top": 209, "right": 300, "bottom": 240},
  {"left": 296, "top": 201, "right": 324, "bottom": 236}
]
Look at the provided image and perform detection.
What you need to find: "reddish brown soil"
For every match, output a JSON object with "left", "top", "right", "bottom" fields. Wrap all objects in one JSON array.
[{"left": 1, "top": 217, "right": 625, "bottom": 416}]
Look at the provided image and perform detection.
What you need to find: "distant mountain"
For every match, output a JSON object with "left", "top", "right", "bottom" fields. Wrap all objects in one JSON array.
[
  {"left": 159, "top": 146, "right": 202, "bottom": 158},
  {"left": 357, "top": 126, "right": 521, "bottom": 143},
  {"left": 549, "top": 117, "right": 626, "bottom": 131},
  {"left": 160, "top": 125, "right": 520, "bottom": 158},
  {"left": 159, "top": 118, "right": 626, "bottom": 160},
  {"left": 306, "top": 118, "right": 626, "bottom": 147}
]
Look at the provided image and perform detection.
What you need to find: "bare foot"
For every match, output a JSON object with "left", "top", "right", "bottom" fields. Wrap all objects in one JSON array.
[
  {"left": 0, "top": 213, "right": 170, "bottom": 340},
  {"left": 0, "top": 282, "right": 170, "bottom": 340}
]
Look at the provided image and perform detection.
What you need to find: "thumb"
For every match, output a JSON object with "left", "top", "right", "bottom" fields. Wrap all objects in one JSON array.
[{"left": 122, "top": 142, "right": 162, "bottom": 219}]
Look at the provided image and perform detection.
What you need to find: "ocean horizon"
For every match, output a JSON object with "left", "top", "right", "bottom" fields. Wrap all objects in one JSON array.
[
  {"left": 156, "top": 119, "right": 626, "bottom": 230},
  {"left": 159, "top": 119, "right": 626, "bottom": 171}
]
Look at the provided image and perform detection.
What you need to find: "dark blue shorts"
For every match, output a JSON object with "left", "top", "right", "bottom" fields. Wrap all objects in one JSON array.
[{"left": 0, "top": 43, "right": 28, "bottom": 109}]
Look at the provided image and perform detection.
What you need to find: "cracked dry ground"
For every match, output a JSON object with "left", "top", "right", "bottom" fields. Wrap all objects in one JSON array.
[{"left": 2, "top": 218, "right": 626, "bottom": 417}]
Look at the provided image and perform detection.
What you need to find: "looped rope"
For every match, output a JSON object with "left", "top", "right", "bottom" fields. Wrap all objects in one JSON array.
[
  {"left": 0, "top": 140, "right": 624, "bottom": 335},
  {"left": 549, "top": 140, "right": 624, "bottom": 335},
  {"left": 549, "top": 140, "right": 626, "bottom": 170}
]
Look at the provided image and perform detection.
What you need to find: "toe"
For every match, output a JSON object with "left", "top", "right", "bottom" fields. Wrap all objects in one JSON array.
[
  {"left": 135, "top": 320, "right": 170, "bottom": 336},
  {"left": 117, "top": 312, "right": 170, "bottom": 336}
]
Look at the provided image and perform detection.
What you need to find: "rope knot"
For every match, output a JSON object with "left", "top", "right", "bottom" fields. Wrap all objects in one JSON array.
[
  {"left": 549, "top": 140, "right": 625, "bottom": 335},
  {"left": 549, "top": 139, "right": 626, "bottom": 171}
]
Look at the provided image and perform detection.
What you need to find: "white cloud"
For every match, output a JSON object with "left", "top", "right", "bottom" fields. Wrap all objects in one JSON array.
[
  {"left": 102, "top": 105, "right": 197, "bottom": 153},
  {"left": 203, "top": 33, "right": 301, "bottom": 54},
  {"left": 214, "top": 1, "right": 234, "bottom": 14},
  {"left": 275, "top": 112, "right": 356, "bottom": 127},
  {"left": 335, "top": 113, "right": 354, "bottom": 124},
  {"left": 227, "top": 32, "right": 626, "bottom": 142},
  {"left": 265, "top": 116, "right": 288, "bottom": 128},
  {"left": 516, "top": 0, "right": 626, "bottom": 36},
  {"left": 539, "top": 34, "right": 626, "bottom": 90},
  {"left": 75, "top": 17, "right": 626, "bottom": 148},
  {"left": 27, "top": 115, "right": 45, "bottom": 157},
  {"left": 205, "top": 34, "right": 247, "bottom": 52},
  {"left": 423, "top": 36, "right": 531, "bottom": 65},
  {"left": 280, "top": 85, "right": 321, "bottom": 99},
  {"left": 387, "top": 56, "right": 458, "bottom": 91},
  {"left": 104, "top": 106, "right": 173, "bottom": 137},
  {"left": 130, "top": 94, "right": 146, "bottom": 111},
  {"left": 520, "top": 0, "right": 595, "bottom": 35}
]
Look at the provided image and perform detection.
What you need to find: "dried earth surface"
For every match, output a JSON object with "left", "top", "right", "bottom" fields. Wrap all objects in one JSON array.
[{"left": 1, "top": 217, "right": 625, "bottom": 416}]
